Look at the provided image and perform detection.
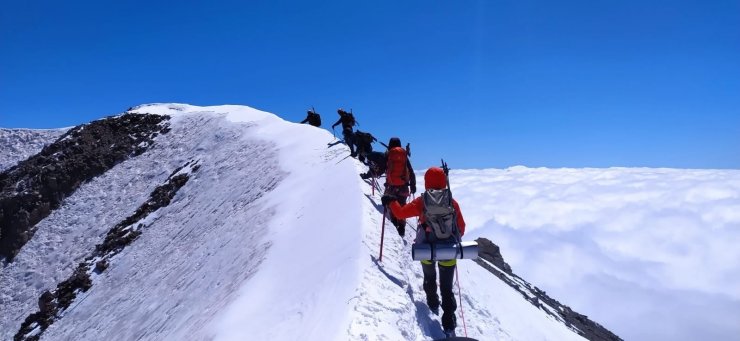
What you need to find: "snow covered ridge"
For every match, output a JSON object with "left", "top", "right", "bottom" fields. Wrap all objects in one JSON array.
[
  {"left": 2, "top": 104, "right": 620, "bottom": 341},
  {"left": 0, "top": 104, "right": 364, "bottom": 340},
  {"left": 0, "top": 114, "right": 170, "bottom": 261}
]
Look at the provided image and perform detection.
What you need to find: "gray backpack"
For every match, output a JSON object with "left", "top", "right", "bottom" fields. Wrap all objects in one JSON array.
[{"left": 422, "top": 189, "right": 459, "bottom": 242}]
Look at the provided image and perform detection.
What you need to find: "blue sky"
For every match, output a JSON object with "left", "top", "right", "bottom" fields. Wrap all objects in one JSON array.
[{"left": 1, "top": 0, "right": 738, "bottom": 169}]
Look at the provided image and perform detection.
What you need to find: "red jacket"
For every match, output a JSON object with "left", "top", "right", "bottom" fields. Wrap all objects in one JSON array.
[{"left": 389, "top": 196, "right": 466, "bottom": 236}]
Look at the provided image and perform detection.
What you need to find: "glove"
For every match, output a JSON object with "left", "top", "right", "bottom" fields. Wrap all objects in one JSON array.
[
  {"left": 410, "top": 183, "right": 416, "bottom": 194},
  {"left": 381, "top": 194, "right": 397, "bottom": 206}
]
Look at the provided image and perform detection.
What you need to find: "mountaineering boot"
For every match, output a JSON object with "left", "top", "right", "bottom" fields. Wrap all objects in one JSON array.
[
  {"left": 444, "top": 328, "right": 456, "bottom": 338},
  {"left": 395, "top": 220, "right": 406, "bottom": 237},
  {"left": 430, "top": 306, "right": 439, "bottom": 315}
]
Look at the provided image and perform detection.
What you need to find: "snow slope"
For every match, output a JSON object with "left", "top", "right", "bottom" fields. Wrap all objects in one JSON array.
[
  {"left": 450, "top": 167, "right": 740, "bottom": 341},
  {"left": 1, "top": 104, "right": 588, "bottom": 341},
  {"left": 0, "top": 128, "right": 66, "bottom": 171}
]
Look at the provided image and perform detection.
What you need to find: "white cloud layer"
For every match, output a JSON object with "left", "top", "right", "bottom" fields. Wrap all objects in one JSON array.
[{"left": 428, "top": 166, "right": 740, "bottom": 341}]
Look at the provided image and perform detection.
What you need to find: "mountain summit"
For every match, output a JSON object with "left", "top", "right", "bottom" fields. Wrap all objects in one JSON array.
[{"left": 0, "top": 104, "right": 618, "bottom": 340}]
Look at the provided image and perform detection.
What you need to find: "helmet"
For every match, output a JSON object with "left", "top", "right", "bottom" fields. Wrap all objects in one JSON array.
[
  {"left": 388, "top": 137, "right": 401, "bottom": 148},
  {"left": 424, "top": 167, "right": 447, "bottom": 190}
]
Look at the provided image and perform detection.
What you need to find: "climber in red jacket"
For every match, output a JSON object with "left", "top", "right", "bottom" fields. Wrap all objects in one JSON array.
[
  {"left": 382, "top": 137, "right": 416, "bottom": 237},
  {"left": 382, "top": 166, "right": 465, "bottom": 336}
]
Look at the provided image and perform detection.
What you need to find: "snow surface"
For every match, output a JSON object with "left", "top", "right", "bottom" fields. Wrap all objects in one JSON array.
[
  {"left": 0, "top": 128, "right": 67, "bottom": 171},
  {"left": 2, "top": 104, "right": 587, "bottom": 341},
  {"left": 447, "top": 167, "right": 740, "bottom": 341}
]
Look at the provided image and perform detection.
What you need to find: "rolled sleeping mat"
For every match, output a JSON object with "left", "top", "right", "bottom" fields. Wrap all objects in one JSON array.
[{"left": 412, "top": 241, "right": 479, "bottom": 261}]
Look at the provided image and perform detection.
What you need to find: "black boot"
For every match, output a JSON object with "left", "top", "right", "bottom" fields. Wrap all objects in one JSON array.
[{"left": 395, "top": 222, "right": 405, "bottom": 237}]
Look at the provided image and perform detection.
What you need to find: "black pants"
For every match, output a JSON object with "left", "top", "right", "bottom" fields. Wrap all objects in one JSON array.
[
  {"left": 383, "top": 185, "right": 408, "bottom": 236},
  {"left": 422, "top": 261, "right": 457, "bottom": 330},
  {"left": 356, "top": 143, "right": 372, "bottom": 162},
  {"left": 342, "top": 130, "right": 355, "bottom": 155}
]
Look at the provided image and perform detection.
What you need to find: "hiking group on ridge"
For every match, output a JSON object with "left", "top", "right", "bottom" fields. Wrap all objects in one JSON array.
[{"left": 298, "top": 106, "right": 470, "bottom": 339}]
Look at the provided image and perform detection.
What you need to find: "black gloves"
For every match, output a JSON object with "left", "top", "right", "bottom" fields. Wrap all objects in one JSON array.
[
  {"left": 381, "top": 194, "right": 397, "bottom": 206},
  {"left": 410, "top": 183, "right": 416, "bottom": 194}
]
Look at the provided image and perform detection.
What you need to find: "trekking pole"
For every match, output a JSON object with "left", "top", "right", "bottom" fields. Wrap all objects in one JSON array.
[
  {"left": 455, "top": 266, "right": 469, "bottom": 337},
  {"left": 372, "top": 176, "right": 376, "bottom": 196},
  {"left": 379, "top": 206, "right": 387, "bottom": 262}
]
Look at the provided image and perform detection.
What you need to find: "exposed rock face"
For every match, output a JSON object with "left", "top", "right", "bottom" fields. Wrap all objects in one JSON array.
[
  {"left": 0, "top": 114, "right": 170, "bottom": 261},
  {"left": 14, "top": 160, "right": 198, "bottom": 341},
  {"left": 475, "top": 237, "right": 622, "bottom": 341},
  {"left": 475, "top": 237, "right": 512, "bottom": 274}
]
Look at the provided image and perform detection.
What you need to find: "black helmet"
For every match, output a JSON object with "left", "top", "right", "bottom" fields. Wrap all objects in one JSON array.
[{"left": 388, "top": 137, "right": 401, "bottom": 148}]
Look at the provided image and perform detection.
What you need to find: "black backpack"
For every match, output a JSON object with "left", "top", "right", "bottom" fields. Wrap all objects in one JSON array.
[
  {"left": 422, "top": 189, "right": 459, "bottom": 242},
  {"left": 355, "top": 131, "right": 375, "bottom": 146},
  {"left": 308, "top": 112, "right": 321, "bottom": 126},
  {"left": 342, "top": 112, "right": 356, "bottom": 128},
  {"left": 366, "top": 151, "right": 387, "bottom": 175}
]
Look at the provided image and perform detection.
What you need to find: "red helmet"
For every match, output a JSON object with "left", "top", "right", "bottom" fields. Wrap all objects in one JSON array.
[{"left": 424, "top": 167, "right": 446, "bottom": 190}]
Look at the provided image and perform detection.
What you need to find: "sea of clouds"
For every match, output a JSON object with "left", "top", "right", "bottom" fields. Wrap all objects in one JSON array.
[{"left": 441, "top": 166, "right": 740, "bottom": 341}]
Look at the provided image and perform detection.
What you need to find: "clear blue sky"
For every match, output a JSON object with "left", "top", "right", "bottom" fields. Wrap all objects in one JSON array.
[{"left": 1, "top": 0, "right": 738, "bottom": 169}]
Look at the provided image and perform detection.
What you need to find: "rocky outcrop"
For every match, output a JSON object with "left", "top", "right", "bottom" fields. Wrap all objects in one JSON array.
[
  {"left": 14, "top": 160, "right": 198, "bottom": 341},
  {"left": 0, "top": 113, "right": 170, "bottom": 261},
  {"left": 475, "top": 237, "right": 512, "bottom": 274},
  {"left": 474, "top": 237, "right": 622, "bottom": 341}
]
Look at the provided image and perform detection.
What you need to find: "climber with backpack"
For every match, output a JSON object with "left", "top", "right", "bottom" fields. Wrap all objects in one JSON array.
[
  {"left": 300, "top": 108, "right": 321, "bottom": 127},
  {"left": 331, "top": 108, "right": 357, "bottom": 156},
  {"left": 360, "top": 151, "right": 387, "bottom": 180},
  {"left": 353, "top": 130, "right": 376, "bottom": 163},
  {"left": 382, "top": 137, "right": 416, "bottom": 237},
  {"left": 381, "top": 166, "right": 467, "bottom": 338}
]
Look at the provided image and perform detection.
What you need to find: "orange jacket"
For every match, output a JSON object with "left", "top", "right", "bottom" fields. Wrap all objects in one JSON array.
[{"left": 389, "top": 196, "right": 466, "bottom": 236}]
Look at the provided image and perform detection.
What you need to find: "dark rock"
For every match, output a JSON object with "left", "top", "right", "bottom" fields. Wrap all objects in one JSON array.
[
  {"left": 94, "top": 259, "right": 109, "bottom": 273},
  {"left": 37, "top": 291, "right": 55, "bottom": 315},
  {"left": 475, "top": 237, "right": 512, "bottom": 274},
  {"left": 55, "top": 264, "right": 92, "bottom": 310}
]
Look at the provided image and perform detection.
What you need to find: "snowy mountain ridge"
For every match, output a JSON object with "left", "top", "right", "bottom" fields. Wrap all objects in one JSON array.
[{"left": 0, "top": 104, "right": 618, "bottom": 340}]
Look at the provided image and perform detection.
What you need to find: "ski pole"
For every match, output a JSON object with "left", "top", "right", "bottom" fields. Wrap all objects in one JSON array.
[
  {"left": 455, "top": 265, "right": 468, "bottom": 338},
  {"left": 379, "top": 206, "right": 387, "bottom": 262}
]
